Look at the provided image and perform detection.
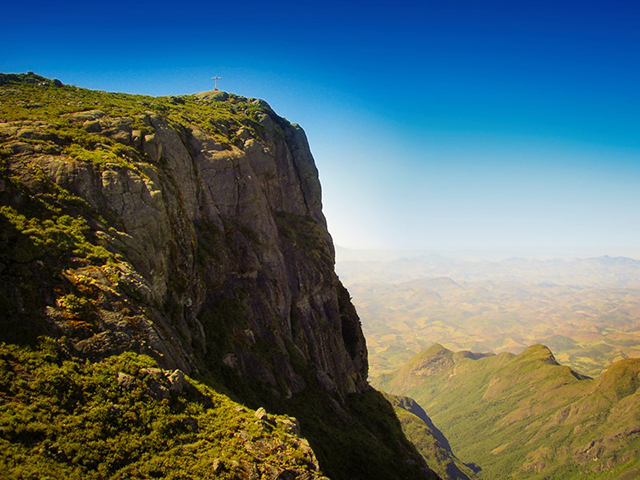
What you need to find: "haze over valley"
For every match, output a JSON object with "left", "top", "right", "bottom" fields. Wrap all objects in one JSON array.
[
  {"left": 336, "top": 250, "right": 640, "bottom": 379},
  {"left": 338, "top": 249, "right": 640, "bottom": 477}
]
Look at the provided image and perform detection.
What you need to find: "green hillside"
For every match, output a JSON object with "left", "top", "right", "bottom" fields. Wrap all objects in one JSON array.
[
  {"left": 378, "top": 344, "right": 640, "bottom": 479},
  {"left": 383, "top": 392, "right": 478, "bottom": 480}
]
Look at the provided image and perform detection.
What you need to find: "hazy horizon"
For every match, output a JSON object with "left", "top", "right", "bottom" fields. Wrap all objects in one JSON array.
[
  {"left": 334, "top": 244, "right": 640, "bottom": 379},
  {"left": 335, "top": 245, "right": 640, "bottom": 263}
]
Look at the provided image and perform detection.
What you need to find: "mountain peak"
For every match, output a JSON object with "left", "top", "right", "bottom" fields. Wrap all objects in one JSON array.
[
  {"left": 518, "top": 344, "right": 559, "bottom": 365},
  {"left": 426, "top": 343, "right": 449, "bottom": 354},
  {"left": 0, "top": 72, "right": 63, "bottom": 87},
  {"left": 0, "top": 74, "right": 435, "bottom": 479},
  {"left": 595, "top": 358, "right": 640, "bottom": 400},
  {"left": 192, "top": 89, "right": 230, "bottom": 101}
]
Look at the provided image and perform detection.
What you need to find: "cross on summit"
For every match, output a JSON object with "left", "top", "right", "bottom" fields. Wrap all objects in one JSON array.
[{"left": 212, "top": 75, "right": 222, "bottom": 91}]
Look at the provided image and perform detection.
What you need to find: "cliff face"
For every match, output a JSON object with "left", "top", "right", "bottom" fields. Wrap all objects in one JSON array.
[
  {"left": 0, "top": 74, "right": 433, "bottom": 479},
  {"left": 1, "top": 78, "right": 367, "bottom": 399}
]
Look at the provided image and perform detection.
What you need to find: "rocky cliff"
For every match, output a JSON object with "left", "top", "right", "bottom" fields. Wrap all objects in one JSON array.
[{"left": 0, "top": 73, "right": 435, "bottom": 479}]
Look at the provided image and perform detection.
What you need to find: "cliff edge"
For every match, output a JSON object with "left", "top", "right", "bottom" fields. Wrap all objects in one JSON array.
[{"left": 0, "top": 73, "right": 436, "bottom": 479}]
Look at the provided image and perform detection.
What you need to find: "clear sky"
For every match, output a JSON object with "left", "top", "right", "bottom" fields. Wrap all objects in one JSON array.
[{"left": 3, "top": 0, "right": 639, "bottom": 255}]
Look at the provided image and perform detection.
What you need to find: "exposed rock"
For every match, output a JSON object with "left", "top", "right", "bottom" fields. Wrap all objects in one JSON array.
[
  {"left": 194, "top": 90, "right": 229, "bottom": 101},
  {"left": 0, "top": 78, "right": 433, "bottom": 480},
  {"left": 62, "top": 109, "right": 105, "bottom": 121},
  {"left": 146, "top": 379, "right": 170, "bottom": 401},
  {"left": 276, "top": 417, "right": 301, "bottom": 436},
  {"left": 16, "top": 128, "right": 57, "bottom": 141},
  {"left": 223, "top": 353, "right": 238, "bottom": 369},
  {"left": 255, "top": 407, "right": 268, "bottom": 421},
  {"left": 140, "top": 367, "right": 165, "bottom": 378},
  {"left": 82, "top": 120, "right": 101, "bottom": 133},
  {"left": 7, "top": 142, "right": 34, "bottom": 154},
  {"left": 316, "top": 370, "right": 337, "bottom": 392},
  {"left": 116, "top": 372, "right": 136, "bottom": 390},
  {"left": 167, "top": 369, "right": 188, "bottom": 393}
]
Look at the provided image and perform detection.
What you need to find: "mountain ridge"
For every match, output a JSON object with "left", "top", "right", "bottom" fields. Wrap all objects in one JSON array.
[{"left": 378, "top": 342, "right": 640, "bottom": 478}]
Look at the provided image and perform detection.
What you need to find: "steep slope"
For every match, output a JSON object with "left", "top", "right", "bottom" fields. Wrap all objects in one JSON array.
[
  {"left": 378, "top": 344, "right": 640, "bottom": 479},
  {"left": 383, "top": 392, "right": 478, "bottom": 480},
  {"left": 0, "top": 73, "right": 435, "bottom": 479}
]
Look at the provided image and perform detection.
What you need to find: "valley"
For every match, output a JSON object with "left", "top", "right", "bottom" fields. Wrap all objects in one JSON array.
[
  {"left": 339, "top": 251, "right": 640, "bottom": 477},
  {"left": 336, "top": 252, "right": 640, "bottom": 379}
]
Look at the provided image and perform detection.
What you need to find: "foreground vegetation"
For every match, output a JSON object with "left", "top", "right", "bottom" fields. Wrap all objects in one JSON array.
[
  {"left": 0, "top": 72, "right": 272, "bottom": 148},
  {"left": 0, "top": 339, "right": 324, "bottom": 479}
]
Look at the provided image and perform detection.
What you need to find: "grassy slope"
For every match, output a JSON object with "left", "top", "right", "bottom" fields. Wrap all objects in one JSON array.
[
  {"left": 0, "top": 339, "right": 323, "bottom": 479},
  {"left": 0, "top": 73, "right": 269, "bottom": 145},
  {"left": 378, "top": 344, "right": 640, "bottom": 479},
  {"left": 382, "top": 392, "right": 477, "bottom": 480}
]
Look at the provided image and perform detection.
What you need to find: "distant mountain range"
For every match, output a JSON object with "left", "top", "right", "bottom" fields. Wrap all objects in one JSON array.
[
  {"left": 336, "top": 254, "right": 640, "bottom": 378},
  {"left": 336, "top": 250, "right": 640, "bottom": 288}
]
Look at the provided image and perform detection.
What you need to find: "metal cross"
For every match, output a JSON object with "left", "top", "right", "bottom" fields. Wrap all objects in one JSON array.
[{"left": 212, "top": 75, "right": 222, "bottom": 91}]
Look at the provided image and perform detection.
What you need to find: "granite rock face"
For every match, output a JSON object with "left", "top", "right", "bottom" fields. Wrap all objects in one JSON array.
[
  {"left": 0, "top": 89, "right": 367, "bottom": 401},
  {"left": 0, "top": 76, "right": 435, "bottom": 479}
]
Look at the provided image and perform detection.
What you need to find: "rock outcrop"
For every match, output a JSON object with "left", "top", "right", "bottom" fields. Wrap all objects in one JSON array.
[
  {"left": 0, "top": 73, "right": 435, "bottom": 479},
  {"left": 1, "top": 81, "right": 367, "bottom": 398}
]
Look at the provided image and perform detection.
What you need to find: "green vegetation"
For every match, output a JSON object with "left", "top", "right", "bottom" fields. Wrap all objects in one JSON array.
[
  {"left": 0, "top": 338, "right": 323, "bottom": 479},
  {"left": 63, "top": 143, "right": 147, "bottom": 175},
  {"left": 0, "top": 142, "right": 122, "bottom": 346},
  {"left": 0, "top": 205, "right": 112, "bottom": 264},
  {"left": 378, "top": 344, "right": 640, "bottom": 479},
  {"left": 0, "top": 72, "right": 272, "bottom": 152},
  {"left": 383, "top": 392, "right": 477, "bottom": 480}
]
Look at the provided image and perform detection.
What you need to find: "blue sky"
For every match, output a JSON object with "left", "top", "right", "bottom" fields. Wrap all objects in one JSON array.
[{"left": 3, "top": 0, "right": 639, "bottom": 254}]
